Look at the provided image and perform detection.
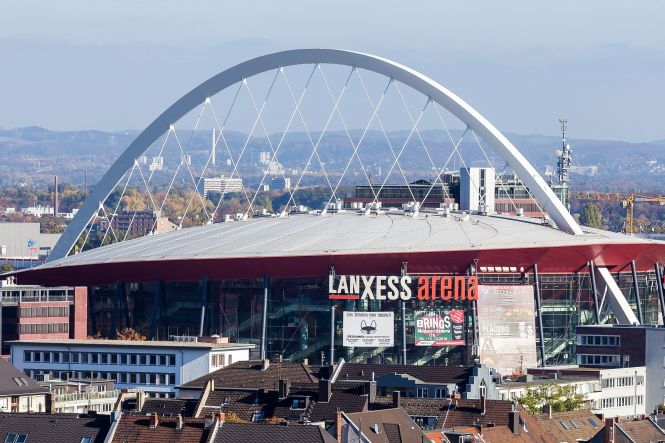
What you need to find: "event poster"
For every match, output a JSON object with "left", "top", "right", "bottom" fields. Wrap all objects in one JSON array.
[
  {"left": 414, "top": 309, "right": 465, "bottom": 346},
  {"left": 343, "top": 311, "right": 394, "bottom": 347},
  {"left": 477, "top": 285, "right": 537, "bottom": 375}
]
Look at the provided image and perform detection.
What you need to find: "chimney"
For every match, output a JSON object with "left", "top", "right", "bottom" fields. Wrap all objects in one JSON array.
[
  {"left": 54, "top": 176, "right": 58, "bottom": 216},
  {"left": 217, "top": 412, "right": 225, "bottom": 427},
  {"left": 604, "top": 418, "right": 615, "bottom": 443},
  {"left": 279, "top": 379, "right": 291, "bottom": 398},
  {"left": 45, "top": 393, "right": 54, "bottom": 414},
  {"left": 543, "top": 403, "right": 552, "bottom": 419},
  {"left": 137, "top": 390, "right": 146, "bottom": 412},
  {"left": 365, "top": 380, "right": 377, "bottom": 403},
  {"left": 302, "top": 358, "right": 308, "bottom": 366},
  {"left": 509, "top": 410, "right": 520, "bottom": 435},
  {"left": 392, "top": 390, "right": 401, "bottom": 409},
  {"left": 149, "top": 414, "right": 159, "bottom": 428},
  {"left": 336, "top": 409, "right": 343, "bottom": 442},
  {"left": 319, "top": 378, "right": 332, "bottom": 403},
  {"left": 204, "top": 414, "right": 214, "bottom": 430},
  {"left": 480, "top": 392, "right": 486, "bottom": 416},
  {"left": 176, "top": 414, "right": 183, "bottom": 430},
  {"left": 272, "top": 354, "right": 282, "bottom": 364},
  {"left": 262, "top": 359, "right": 270, "bottom": 371}
]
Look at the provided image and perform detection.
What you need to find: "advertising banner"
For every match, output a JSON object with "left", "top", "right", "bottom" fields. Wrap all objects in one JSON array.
[
  {"left": 414, "top": 309, "right": 465, "bottom": 346},
  {"left": 343, "top": 311, "right": 394, "bottom": 347},
  {"left": 477, "top": 285, "right": 537, "bottom": 375}
]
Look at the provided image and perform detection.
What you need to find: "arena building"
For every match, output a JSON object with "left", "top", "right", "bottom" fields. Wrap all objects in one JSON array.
[{"left": 8, "top": 49, "right": 665, "bottom": 374}]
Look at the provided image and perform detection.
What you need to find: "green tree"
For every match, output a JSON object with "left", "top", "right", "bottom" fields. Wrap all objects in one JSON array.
[
  {"left": 580, "top": 203, "right": 603, "bottom": 229},
  {"left": 1, "top": 262, "right": 13, "bottom": 274},
  {"left": 517, "top": 383, "right": 584, "bottom": 414}
]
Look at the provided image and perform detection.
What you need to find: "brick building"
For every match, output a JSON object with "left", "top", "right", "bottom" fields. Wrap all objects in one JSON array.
[{"left": 0, "top": 281, "right": 87, "bottom": 354}]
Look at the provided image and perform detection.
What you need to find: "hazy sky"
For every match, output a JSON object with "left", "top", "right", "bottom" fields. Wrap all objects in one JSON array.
[{"left": 1, "top": 1, "right": 664, "bottom": 141}]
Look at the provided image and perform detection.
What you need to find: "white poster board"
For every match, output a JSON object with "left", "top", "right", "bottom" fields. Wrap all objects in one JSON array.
[
  {"left": 343, "top": 311, "right": 394, "bottom": 347},
  {"left": 477, "top": 285, "right": 538, "bottom": 376}
]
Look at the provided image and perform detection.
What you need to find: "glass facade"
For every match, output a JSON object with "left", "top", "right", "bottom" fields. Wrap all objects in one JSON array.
[{"left": 87, "top": 271, "right": 662, "bottom": 367}]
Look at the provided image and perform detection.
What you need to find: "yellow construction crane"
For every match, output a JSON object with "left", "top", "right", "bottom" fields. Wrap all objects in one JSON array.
[{"left": 570, "top": 191, "right": 665, "bottom": 235}]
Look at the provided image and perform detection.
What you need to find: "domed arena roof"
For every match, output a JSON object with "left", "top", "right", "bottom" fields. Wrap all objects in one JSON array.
[{"left": 13, "top": 211, "right": 665, "bottom": 286}]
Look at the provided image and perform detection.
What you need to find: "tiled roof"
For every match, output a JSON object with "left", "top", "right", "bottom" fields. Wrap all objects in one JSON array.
[
  {"left": 111, "top": 416, "right": 211, "bottom": 443},
  {"left": 344, "top": 408, "right": 429, "bottom": 443},
  {"left": 212, "top": 422, "right": 335, "bottom": 442},
  {"left": 0, "top": 413, "right": 110, "bottom": 443},
  {"left": 140, "top": 398, "right": 198, "bottom": 417},
  {"left": 617, "top": 419, "right": 665, "bottom": 443},
  {"left": 308, "top": 391, "right": 367, "bottom": 423},
  {"left": 338, "top": 363, "right": 473, "bottom": 390},
  {"left": 0, "top": 358, "right": 47, "bottom": 396},
  {"left": 180, "top": 360, "right": 318, "bottom": 390},
  {"left": 372, "top": 397, "right": 514, "bottom": 429},
  {"left": 203, "top": 389, "right": 276, "bottom": 422},
  {"left": 532, "top": 409, "right": 602, "bottom": 442}
]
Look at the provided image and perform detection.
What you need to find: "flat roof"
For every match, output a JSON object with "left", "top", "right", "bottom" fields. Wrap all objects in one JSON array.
[{"left": 9, "top": 339, "right": 255, "bottom": 349}]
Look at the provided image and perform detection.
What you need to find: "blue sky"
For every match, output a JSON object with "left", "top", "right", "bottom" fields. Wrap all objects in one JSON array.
[{"left": 1, "top": 1, "right": 664, "bottom": 141}]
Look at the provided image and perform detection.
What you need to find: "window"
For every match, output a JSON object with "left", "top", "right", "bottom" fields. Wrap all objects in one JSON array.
[
  {"left": 71, "top": 353, "right": 80, "bottom": 363},
  {"left": 100, "top": 354, "right": 108, "bottom": 365},
  {"left": 53, "top": 352, "right": 60, "bottom": 363},
  {"left": 23, "top": 352, "right": 31, "bottom": 363},
  {"left": 159, "top": 355, "right": 167, "bottom": 366},
  {"left": 4, "top": 434, "right": 28, "bottom": 443},
  {"left": 589, "top": 418, "right": 599, "bottom": 427},
  {"left": 560, "top": 421, "right": 570, "bottom": 430},
  {"left": 81, "top": 437, "right": 93, "bottom": 443},
  {"left": 130, "top": 354, "right": 137, "bottom": 365},
  {"left": 140, "top": 355, "right": 147, "bottom": 365},
  {"left": 120, "top": 354, "right": 127, "bottom": 365},
  {"left": 434, "top": 388, "right": 445, "bottom": 398},
  {"left": 416, "top": 388, "right": 428, "bottom": 398},
  {"left": 110, "top": 354, "right": 117, "bottom": 365},
  {"left": 570, "top": 420, "right": 579, "bottom": 429},
  {"left": 291, "top": 399, "right": 306, "bottom": 409},
  {"left": 91, "top": 353, "right": 99, "bottom": 364},
  {"left": 251, "top": 411, "right": 264, "bottom": 423},
  {"left": 168, "top": 355, "right": 176, "bottom": 366}
]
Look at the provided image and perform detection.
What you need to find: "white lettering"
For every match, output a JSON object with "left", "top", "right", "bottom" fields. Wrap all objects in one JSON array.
[
  {"left": 387, "top": 276, "right": 400, "bottom": 300},
  {"left": 400, "top": 276, "right": 412, "bottom": 301},
  {"left": 329, "top": 275, "right": 337, "bottom": 294},
  {"left": 361, "top": 275, "right": 375, "bottom": 299},
  {"left": 338, "top": 276, "right": 348, "bottom": 294},
  {"left": 349, "top": 275, "right": 360, "bottom": 295},
  {"left": 375, "top": 276, "right": 387, "bottom": 300}
]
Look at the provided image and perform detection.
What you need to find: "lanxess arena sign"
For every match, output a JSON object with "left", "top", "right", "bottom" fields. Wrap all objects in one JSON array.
[{"left": 328, "top": 275, "right": 478, "bottom": 302}]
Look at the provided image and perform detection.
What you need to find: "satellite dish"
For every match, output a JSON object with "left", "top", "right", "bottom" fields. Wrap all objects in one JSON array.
[{"left": 555, "top": 149, "right": 563, "bottom": 157}]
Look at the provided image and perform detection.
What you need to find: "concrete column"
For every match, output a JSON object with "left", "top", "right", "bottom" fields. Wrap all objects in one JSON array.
[
  {"left": 533, "top": 264, "right": 546, "bottom": 366},
  {"left": 260, "top": 275, "right": 269, "bottom": 361}
]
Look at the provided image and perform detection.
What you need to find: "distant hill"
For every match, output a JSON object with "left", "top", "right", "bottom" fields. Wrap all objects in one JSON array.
[{"left": 1, "top": 126, "right": 664, "bottom": 192}]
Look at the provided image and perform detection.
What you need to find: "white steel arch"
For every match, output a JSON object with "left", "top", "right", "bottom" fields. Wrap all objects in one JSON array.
[{"left": 49, "top": 48, "right": 582, "bottom": 261}]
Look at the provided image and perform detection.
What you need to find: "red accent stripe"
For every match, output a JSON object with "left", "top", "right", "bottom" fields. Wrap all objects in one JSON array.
[{"left": 328, "top": 294, "right": 360, "bottom": 300}]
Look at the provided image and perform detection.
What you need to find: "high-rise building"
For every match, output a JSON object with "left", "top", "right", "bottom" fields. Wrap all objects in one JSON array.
[
  {"left": 460, "top": 167, "right": 495, "bottom": 213},
  {"left": 199, "top": 176, "right": 244, "bottom": 197}
]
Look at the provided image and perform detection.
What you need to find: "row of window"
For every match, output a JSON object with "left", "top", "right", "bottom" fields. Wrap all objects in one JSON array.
[
  {"left": 578, "top": 335, "right": 620, "bottom": 347},
  {"left": 578, "top": 354, "right": 620, "bottom": 366},
  {"left": 601, "top": 376, "right": 643, "bottom": 388},
  {"left": 20, "top": 306, "right": 69, "bottom": 318},
  {"left": 19, "top": 323, "right": 69, "bottom": 335},
  {"left": 23, "top": 351, "right": 176, "bottom": 366},
  {"left": 415, "top": 388, "right": 448, "bottom": 398},
  {"left": 211, "top": 354, "right": 233, "bottom": 367},
  {"left": 25, "top": 369, "right": 177, "bottom": 386},
  {"left": 600, "top": 396, "right": 643, "bottom": 409}
]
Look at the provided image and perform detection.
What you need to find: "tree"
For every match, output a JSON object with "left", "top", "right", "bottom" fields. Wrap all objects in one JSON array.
[
  {"left": 580, "top": 203, "right": 603, "bottom": 229},
  {"left": 115, "top": 327, "right": 147, "bottom": 341},
  {"left": 0, "top": 262, "right": 13, "bottom": 273},
  {"left": 517, "top": 383, "right": 584, "bottom": 414}
]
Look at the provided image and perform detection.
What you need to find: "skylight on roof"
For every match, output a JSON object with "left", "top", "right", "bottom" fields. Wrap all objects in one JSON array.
[
  {"left": 560, "top": 421, "right": 570, "bottom": 430},
  {"left": 570, "top": 420, "right": 579, "bottom": 429},
  {"left": 589, "top": 418, "right": 599, "bottom": 427}
]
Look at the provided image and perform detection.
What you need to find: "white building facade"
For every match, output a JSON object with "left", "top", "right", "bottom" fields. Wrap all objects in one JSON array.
[
  {"left": 498, "top": 366, "right": 646, "bottom": 419},
  {"left": 460, "top": 167, "right": 495, "bottom": 213},
  {"left": 10, "top": 339, "right": 253, "bottom": 398},
  {"left": 200, "top": 176, "right": 244, "bottom": 197}
]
